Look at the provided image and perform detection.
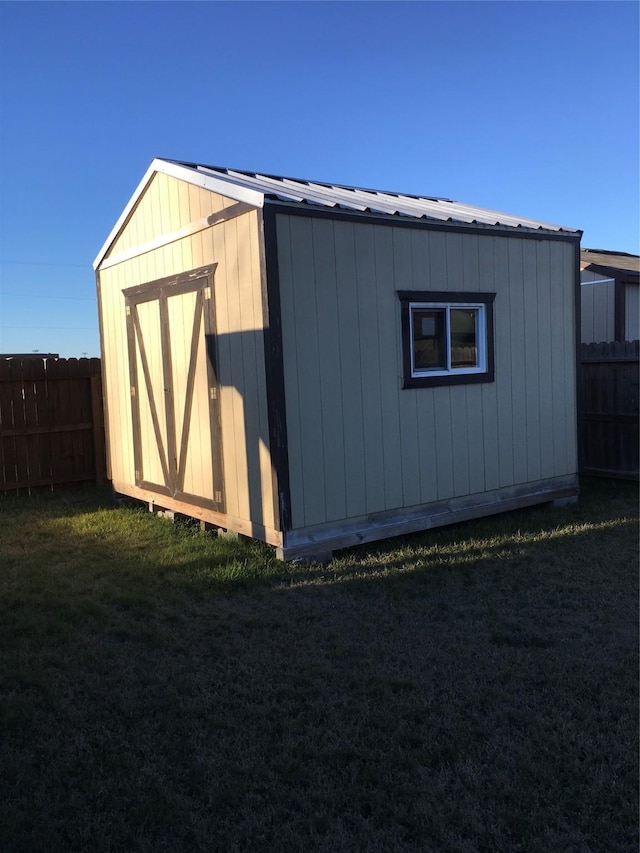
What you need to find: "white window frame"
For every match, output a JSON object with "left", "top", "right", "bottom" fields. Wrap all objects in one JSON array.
[
  {"left": 409, "top": 301, "right": 487, "bottom": 378},
  {"left": 398, "top": 290, "right": 495, "bottom": 389}
]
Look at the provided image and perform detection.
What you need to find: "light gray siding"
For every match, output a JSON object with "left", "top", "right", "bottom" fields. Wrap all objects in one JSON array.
[
  {"left": 276, "top": 214, "right": 577, "bottom": 531},
  {"left": 625, "top": 284, "right": 639, "bottom": 340},
  {"left": 580, "top": 274, "right": 615, "bottom": 343}
]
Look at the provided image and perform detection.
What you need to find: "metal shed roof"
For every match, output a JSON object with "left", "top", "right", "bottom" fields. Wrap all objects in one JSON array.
[
  {"left": 94, "top": 158, "right": 580, "bottom": 269},
  {"left": 173, "top": 159, "right": 579, "bottom": 234}
]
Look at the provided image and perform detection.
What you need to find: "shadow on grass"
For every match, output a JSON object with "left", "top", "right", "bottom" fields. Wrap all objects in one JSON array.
[{"left": 0, "top": 476, "right": 637, "bottom": 853}]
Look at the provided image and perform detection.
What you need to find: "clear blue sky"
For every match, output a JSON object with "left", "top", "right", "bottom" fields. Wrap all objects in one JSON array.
[{"left": 0, "top": 0, "right": 638, "bottom": 357}]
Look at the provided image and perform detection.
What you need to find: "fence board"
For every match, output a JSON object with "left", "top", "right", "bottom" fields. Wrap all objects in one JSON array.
[
  {"left": 579, "top": 341, "right": 639, "bottom": 480},
  {"left": 0, "top": 357, "right": 106, "bottom": 493}
]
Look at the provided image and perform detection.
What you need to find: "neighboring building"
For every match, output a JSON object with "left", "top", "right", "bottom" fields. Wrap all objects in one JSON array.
[
  {"left": 580, "top": 249, "right": 639, "bottom": 343},
  {"left": 94, "top": 159, "right": 581, "bottom": 561},
  {"left": 0, "top": 353, "right": 60, "bottom": 359}
]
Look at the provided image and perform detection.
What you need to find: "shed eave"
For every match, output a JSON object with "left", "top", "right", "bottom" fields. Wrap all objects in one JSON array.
[
  {"left": 93, "top": 158, "right": 265, "bottom": 270},
  {"left": 262, "top": 197, "right": 582, "bottom": 238}
]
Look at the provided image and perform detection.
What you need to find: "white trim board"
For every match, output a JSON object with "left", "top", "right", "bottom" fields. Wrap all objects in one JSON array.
[{"left": 93, "top": 158, "right": 265, "bottom": 270}]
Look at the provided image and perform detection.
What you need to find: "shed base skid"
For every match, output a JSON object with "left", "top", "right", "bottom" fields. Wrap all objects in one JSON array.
[
  {"left": 110, "top": 481, "right": 283, "bottom": 549},
  {"left": 278, "top": 475, "right": 579, "bottom": 562},
  {"left": 113, "top": 475, "right": 577, "bottom": 563}
]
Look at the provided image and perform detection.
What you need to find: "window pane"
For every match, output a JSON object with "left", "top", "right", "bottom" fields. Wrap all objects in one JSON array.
[
  {"left": 413, "top": 308, "right": 446, "bottom": 370},
  {"left": 450, "top": 308, "right": 479, "bottom": 368}
]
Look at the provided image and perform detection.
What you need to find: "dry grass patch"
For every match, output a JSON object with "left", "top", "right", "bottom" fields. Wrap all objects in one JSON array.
[{"left": 0, "top": 479, "right": 637, "bottom": 852}]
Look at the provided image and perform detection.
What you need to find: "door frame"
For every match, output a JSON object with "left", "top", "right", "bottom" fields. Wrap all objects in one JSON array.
[{"left": 123, "top": 265, "right": 225, "bottom": 513}]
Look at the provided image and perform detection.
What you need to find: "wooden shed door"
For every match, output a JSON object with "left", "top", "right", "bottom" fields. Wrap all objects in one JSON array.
[{"left": 123, "top": 267, "right": 225, "bottom": 513}]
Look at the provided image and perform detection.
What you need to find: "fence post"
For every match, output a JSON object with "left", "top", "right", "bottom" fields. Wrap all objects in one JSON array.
[{"left": 90, "top": 359, "right": 106, "bottom": 483}]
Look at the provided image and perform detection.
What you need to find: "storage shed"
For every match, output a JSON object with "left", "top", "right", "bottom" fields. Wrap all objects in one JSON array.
[
  {"left": 94, "top": 159, "right": 582, "bottom": 560},
  {"left": 580, "top": 248, "right": 639, "bottom": 343}
]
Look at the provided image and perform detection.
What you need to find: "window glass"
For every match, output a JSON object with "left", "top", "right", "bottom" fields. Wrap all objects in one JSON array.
[
  {"left": 450, "top": 308, "right": 479, "bottom": 369},
  {"left": 398, "top": 291, "right": 495, "bottom": 388},
  {"left": 412, "top": 308, "right": 446, "bottom": 370}
]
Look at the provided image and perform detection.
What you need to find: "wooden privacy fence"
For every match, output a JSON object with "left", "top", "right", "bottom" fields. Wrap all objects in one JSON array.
[
  {"left": 0, "top": 358, "right": 106, "bottom": 492},
  {"left": 580, "top": 340, "right": 639, "bottom": 481}
]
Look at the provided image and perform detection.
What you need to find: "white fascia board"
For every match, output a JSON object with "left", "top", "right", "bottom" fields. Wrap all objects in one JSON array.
[{"left": 93, "top": 158, "right": 264, "bottom": 270}]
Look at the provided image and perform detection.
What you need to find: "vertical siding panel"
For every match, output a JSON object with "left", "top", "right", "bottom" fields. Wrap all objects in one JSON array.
[
  {"left": 313, "top": 219, "right": 346, "bottom": 523},
  {"left": 166, "top": 174, "right": 180, "bottom": 232},
  {"left": 445, "top": 232, "right": 463, "bottom": 290},
  {"left": 466, "top": 385, "right": 485, "bottom": 494},
  {"left": 462, "top": 234, "right": 480, "bottom": 292},
  {"left": 479, "top": 237, "right": 499, "bottom": 491},
  {"left": 235, "top": 213, "right": 264, "bottom": 525},
  {"left": 462, "top": 233, "right": 485, "bottom": 493},
  {"left": 374, "top": 225, "right": 403, "bottom": 510},
  {"left": 494, "top": 237, "right": 514, "bottom": 487},
  {"left": 289, "top": 216, "right": 325, "bottom": 526},
  {"left": 433, "top": 387, "right": 454, "bottom": 500},
  {"left": 248, "top": 213, "right": 274, "bottom": 531},
  {"left": 140, "top": 189, "right": 156, "bottom": 245},
  {"left": 509, "top": 240, "right": 528, "bottom": 483},
  {"left": 626, "top": 285, "right": 640, "bottom": 340},
  {"left": 450, "top": 386, "right": 470, "bottom": 496},
  {"left": 188, "top": 183, "right": 203, "bottom": 221},
  {"left": 212, "top": 221, "right": 239, "bottom": 520},
  {"left": 421, "top": 230, "right": 448, "bottom": 502},
  {"left": 191, "top": 229, "right": 205, "bottom": 270},
  {"left": 149, "top": 177, "right": 163, "bottom": 242},
  {"left": 114, "top": 263, "right": 131, "bottom": 483},
  {"left": 355, "top": 224, "right": 385, "bottom": 514},
  {"left": 392, "top": 227, "right": 421, "bottom": 507},
  {"left": 550, "top": 241, "right": 568, "bottom": 474},
  {"left": 563, "top": 245, "right": 578, "bottom": 473},
  {"left": 223, "top": 218, "right": 251, "bottom": 521},
  {"left": 584, "top": 281, "right": 614, "bottom": 343},
  {"left": 178, "top": 179, "right": 191, "bottom": 224},
  {"left": 523, "top": 241, "right": 541, "bottom": 482},
  {"left": 581, "top": 285, "right": 595, "bottom": 343},
  {"left": 536, "top": 241, "right": 555, "bottom": 479},
  {"left": 593, "top": 285, "right": 608, "bottom": 343},
  {"left": 335, "top": 221, "right": 367, "bottom": 519},
  {"left": 277, "top": 216, "right": 305, "bottom": 529}
]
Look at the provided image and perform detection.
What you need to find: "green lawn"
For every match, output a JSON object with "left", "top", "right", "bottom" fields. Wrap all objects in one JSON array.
[{"left": 0, "top": 478, "right": 637, "bottom": 852}]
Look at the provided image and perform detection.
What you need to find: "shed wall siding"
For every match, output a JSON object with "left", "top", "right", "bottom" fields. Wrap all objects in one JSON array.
[
  {"left": 98, "top": 175, "right": 276, "bottom": 532},
  {"left": 276, "top": 214, "right": 577, "bottom": 531},
  {"left": 580, "top": 277, "right": 615, "bottom": 343},
  {"left": 625, "top": 284, "right": 639, "bottom": 341}
]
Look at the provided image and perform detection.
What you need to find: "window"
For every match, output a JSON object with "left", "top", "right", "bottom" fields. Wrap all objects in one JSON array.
[{"left": 398, "top": 291, "right": 495, "bottom": 388}]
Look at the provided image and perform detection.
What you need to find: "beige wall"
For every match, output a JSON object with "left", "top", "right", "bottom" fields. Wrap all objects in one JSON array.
[
  {"left": 98, "top": 172, "right": 276, "bottom": 534},
  {"left": 276, "top": 214, "right": 578, "bottom": 531}
]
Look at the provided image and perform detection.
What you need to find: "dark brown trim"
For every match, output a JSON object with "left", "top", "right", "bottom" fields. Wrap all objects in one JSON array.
[
  {"left": 260, "top": 207, "right": 292, "bottom": 532},
  {"left": 202, "top": 278, "right": 226, "bottom": 514},
  {"left": 159, "top": 295, "right": 177, "bottom": 494},
  {"left": 398, "top": 291, "right": 496, "bottom": 389},
  {"left": 176, "top": 288, "right": 204, "bottom": 493},
  {"left": 95, "top": 271, "right": 112, "bottom": 481},
  {"left": 575, "top": 241, "right": 584, "bottom": 474},
  {"left": 266, "top": 201, "right": 583, "bottom": 244},
  {"left": 175, "top": 490, "right": 225, "bottom": 513},
  {"left": 125, "top": 303, "right": 143, "bottom": 485},
  {"left": 614, "top": 278, "right": 626, "bottom": 342},
  {"left": 397, "top": 290, "right": 496, "bottom": 302},
  {"left": 123, "top": 266, "right": 215, "bottom": 302},
  {"left": 130, "top": 306, "right": 171, "bottom": 487},
  {"left": 139, "top": 479, "right": 172, "bottom": 498}
]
